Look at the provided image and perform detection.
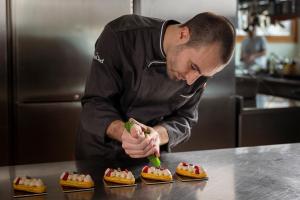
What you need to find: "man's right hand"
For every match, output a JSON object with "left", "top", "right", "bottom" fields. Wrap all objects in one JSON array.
[{"left": 121, "top": 123, "right": 156, "bottom": 158}]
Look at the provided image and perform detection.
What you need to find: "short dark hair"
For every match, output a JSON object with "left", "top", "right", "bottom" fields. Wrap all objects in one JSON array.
[{"left": 180, "top": 12, "right": 236, "bottom": 64}]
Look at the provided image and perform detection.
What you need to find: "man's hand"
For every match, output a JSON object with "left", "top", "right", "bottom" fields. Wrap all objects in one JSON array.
[
  {"left": 147, "top": 127, "right": 161, "bottom": 157},
  {"left": 121, "top": 119, "right": 160, "bottom": 158},
  {"left": 248, "top": 54, "right": 256, "bottom": 63}
]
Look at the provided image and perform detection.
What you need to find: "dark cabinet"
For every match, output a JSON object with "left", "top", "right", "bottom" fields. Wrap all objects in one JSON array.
[{"left": 239, "top": 107, "right": 300, "bottom": 146}]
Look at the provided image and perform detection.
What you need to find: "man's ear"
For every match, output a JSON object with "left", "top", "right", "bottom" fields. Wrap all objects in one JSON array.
[{"left": 179, "top": 26, "right": 190, "bottom": 44}]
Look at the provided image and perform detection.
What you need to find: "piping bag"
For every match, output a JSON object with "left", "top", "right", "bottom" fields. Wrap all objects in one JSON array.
[{"left": 124, "top": 120, "right": 161, "bottom": 167}]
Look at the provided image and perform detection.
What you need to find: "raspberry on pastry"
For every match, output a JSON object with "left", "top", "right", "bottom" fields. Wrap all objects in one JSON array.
[
  {"left": 103, "top": 168, "right": 135, "bottom": 185},
  {"left": 141, "top": 166, "right": 173, "bottom": 181},
  {"left": 176, "top": 162, "right": 207, "bottom": 179},
  {"left": 13, "top": 176, "right": 46, "bottom": 193},
  {"left": 59, "top": 172, "right": 94, "bottom": 188}
]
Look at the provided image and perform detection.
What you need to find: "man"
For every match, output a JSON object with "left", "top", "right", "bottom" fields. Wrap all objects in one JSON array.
[
  {"left": 240, "top": 25, "right": 267, "bottom": 73},
  {"left": 76, "top": 12, "right": 235, "bottom": 161}
]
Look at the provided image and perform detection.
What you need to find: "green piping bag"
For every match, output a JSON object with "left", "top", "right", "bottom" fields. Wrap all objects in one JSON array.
[{"left": 124, "top": 121, "right": 161, "bottom": 167}]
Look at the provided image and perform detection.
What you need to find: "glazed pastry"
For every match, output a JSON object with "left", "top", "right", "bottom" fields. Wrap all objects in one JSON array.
[
  {"left": 104, "top": 168, "right": 135, "bottom": 185},
  {"left": 60, "top": 172, "right": 94, "bottom": 188},
  {"left": 141, "top": 166, "right": 173, "bottom": 181},
  {"left": 176, "top": 162, "right": 207, "bottom": 179},
  {"left": 13, "top": 176, "right": 46, "bottom": 193}
]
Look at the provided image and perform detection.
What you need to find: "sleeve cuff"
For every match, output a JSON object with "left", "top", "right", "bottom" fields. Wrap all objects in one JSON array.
[{"left": 159, "top": 122, "right": 175, "bottom": 152}]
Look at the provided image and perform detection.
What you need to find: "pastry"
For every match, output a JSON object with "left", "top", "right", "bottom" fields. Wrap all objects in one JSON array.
[
  {"left": 104, "top": 168, "right": 135, "bottom": 185},
  {"left": 13, "top": 176, "right": 46, "bottom": 193},
  {"left": 141, "top": 166, "right": 172, "bottom": 181},
  {"left": 60, "top": 172, "right": 94, "bottom": 188},
  {"left": 176, "top": 162, "right": 207, "bottom": 179}
]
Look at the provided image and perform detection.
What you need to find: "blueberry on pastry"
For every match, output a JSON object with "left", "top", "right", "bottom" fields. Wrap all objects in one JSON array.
[
  {"left": 13, "top": 176, "right": 46, "bottom": 193},
  {"left": 59, "top": 172, "right": 94, "bottom": 188},
  {"left": 104, "top": 168, "right": 135, "bottom": 185},
  {"left": 141, "top": 166, "right": 173, "bottom": 181},
  {"left": 176, "top": 162, "right": 207, "bottom": 179}
]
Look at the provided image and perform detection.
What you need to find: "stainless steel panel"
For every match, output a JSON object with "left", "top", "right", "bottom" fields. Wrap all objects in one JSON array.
[
  {"left": 15, "top": 102, "right": 81, "bottom": 164},
  {"left": 12, "top": 0, "right": 131, "bottom": 102},
  {"left": 138, "top": 0, "right": 236, "bottom": 22},
  {"left": 258, "top": 77, "right": 300, "bottom": 100},
  {"left": 1, "top": 143, "right": 300, "bottom": 200},
  {"left": 0, "top": 0, "right": 9, "bottom": 166},
  {"left": 136, "top": 0, "right": 237, "bottom": 151}
]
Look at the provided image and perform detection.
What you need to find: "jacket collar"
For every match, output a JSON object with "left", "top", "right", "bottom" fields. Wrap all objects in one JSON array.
[{"left": 152, "top": 19, "right": 180, "bottom": 62}]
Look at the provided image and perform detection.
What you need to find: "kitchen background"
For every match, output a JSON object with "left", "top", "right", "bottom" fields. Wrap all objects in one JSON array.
[{"left": 0, "top": 0, "right": 299, "bottom": 166}]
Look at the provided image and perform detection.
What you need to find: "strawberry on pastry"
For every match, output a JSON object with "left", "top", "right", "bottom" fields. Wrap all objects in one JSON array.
[
  {"left": 59, "top": 172, "right": 94, "bottom": 188},
  {"left": 13, "top": 176, "right": 46, "bottom": 193},
  {"left": 176, "top": 162, "right": 207, "bottom": 179},
  {"left": 103, "top": 168, "right": 135, "bottom": 185},
  {"left": 141, "top": 166, "right": 173, "bottom": 181}
]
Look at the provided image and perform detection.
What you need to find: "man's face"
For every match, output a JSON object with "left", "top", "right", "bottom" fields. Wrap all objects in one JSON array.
[{"left": 166, "top": 42, "right": 224, "bottom": 85}]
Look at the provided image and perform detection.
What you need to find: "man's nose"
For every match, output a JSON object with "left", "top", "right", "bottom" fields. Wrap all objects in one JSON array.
[{"left": 185, "top": 71, "right": 201, "bottom": 85}]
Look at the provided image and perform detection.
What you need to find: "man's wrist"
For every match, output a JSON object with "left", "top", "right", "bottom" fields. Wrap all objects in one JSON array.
[
  {"left": 106, "top": 120, "right": 125, "bottom": 142},
  {"left": 153, "top": 125, "right": 169, "bottom": 145}
]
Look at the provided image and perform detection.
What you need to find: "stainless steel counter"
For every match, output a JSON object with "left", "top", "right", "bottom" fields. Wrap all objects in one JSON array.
[
  {"left": 244, "top": 94, "right": 300, "bottom": 109},
  {"left": 1, "top": 143, "right": 300, "bottom": 200},
  {"left": 236, "top": 74, "right": 300, "bottom": 100}
]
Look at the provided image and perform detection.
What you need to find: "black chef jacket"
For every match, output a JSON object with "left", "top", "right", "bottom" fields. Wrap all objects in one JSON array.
[{"left": 76, "top": 14, "right": 207, "bottom": 161}]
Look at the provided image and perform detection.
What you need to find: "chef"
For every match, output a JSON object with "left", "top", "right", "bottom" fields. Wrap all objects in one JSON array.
[{"left": 76, "top": 12, "right": 235, "bottom": 162}]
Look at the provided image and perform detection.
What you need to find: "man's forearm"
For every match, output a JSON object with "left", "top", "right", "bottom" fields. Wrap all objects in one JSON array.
[
  {"left": 106, "top": 120, "right": 125, "bottom": 142},
  {"left": 153, "top": 125, "right": 169, "bottom": 145}
]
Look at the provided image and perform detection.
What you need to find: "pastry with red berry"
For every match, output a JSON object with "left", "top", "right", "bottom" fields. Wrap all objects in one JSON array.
[
  {"left": 13, "top": 176, "right": 46, "bottom": 193},
  {"left": 59, "top": 172, "right": 94, "bottom": 188},
  {"left": 176, "top": 162, "right": 207, "bottom": 179},
  {"left": 104, "top": 168, "right": 135, "bottom": 185},
  {"left": 141, "top": 166, "right": 173, "bottom": 181}
]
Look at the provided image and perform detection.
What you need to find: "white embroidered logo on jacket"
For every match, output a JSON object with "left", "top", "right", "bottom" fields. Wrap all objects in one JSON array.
[{"left": 93, "top": 52, "right": 104, "bottom": 64}]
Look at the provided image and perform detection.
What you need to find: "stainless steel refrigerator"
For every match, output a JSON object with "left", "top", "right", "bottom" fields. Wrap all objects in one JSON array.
[
  {"left": 2, "top": 0, "right": 237, "bottom": 165},
  {"left": 134, "top": 0, "right": 237, "bottom": 151},
  {"left": 0, "top": 0, "right": 10, "bottom": 165},
  {"left": 10, "top": 0, "right": 132, "bottom": 164}
]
